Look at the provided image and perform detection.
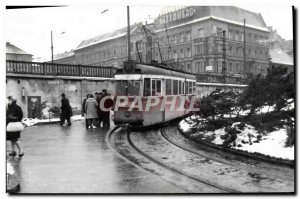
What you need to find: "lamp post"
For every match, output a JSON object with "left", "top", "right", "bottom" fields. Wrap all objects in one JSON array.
[
  {"left": 51, "top": 31, "right": 65, "bottom": 64},
  {"left": 51, "top": 31, "right": 53, "bottom": 63}
]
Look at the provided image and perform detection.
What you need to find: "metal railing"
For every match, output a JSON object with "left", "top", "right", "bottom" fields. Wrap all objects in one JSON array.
[
  {"left": 196, "top": 73, "right": 249, "bottom": 85},
  {"left": 6, "top": 60, "right": 116, "bottom": 78}
]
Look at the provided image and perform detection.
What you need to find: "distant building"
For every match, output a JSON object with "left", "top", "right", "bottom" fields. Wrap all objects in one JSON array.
[
  {"left": 6, "top": 42, "right": 33, "bottom": 62},
  {"left": 53, "top": 50, "right": 75, "bottom": 64},
  {"left": 56, "top": 6, "right": 271, "bottom": 76},
  {"left": 269, "top": 41, "right": 294, "bottom": 73}
]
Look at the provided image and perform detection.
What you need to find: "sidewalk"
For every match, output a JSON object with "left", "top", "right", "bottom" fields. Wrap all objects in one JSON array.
[{"left": 6, "top": 120, "right": 187, "bottom": 193}]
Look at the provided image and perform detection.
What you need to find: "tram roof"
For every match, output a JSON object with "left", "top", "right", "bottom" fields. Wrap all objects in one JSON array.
[{"left": 115, "top": 63, "right": 196, "bottom": 80}]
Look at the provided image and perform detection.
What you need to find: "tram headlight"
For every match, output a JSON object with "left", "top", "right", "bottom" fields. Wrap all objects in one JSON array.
[{"left": 125, "top": 111, "right": 131, "bottom": 118}]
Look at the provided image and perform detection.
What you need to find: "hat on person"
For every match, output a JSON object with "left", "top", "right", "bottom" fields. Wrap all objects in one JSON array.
[
  {"left": 61, "top": 93, "right": 65, "bottom": 97},
  {"left": 7, "top": 96, "right": 16, "bottom": 101}
]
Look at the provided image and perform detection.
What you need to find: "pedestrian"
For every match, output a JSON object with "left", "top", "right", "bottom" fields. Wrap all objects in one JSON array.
[
  {"left": 60, "top": 93, "right": 72, "bottom": 126},
  {"left": 96, "top": 92, "right": 103, "bottom": 127},
  {"left": 6, "top": 96, "right": 24, "bottom": 157},
  {"left": 102, "top": 89, "right": 113, "bottom": 128},
  {"left": 82, "top": 94, "right": 89, "bottom": 129},
  {"left": 85, "top": 94, "right": 98, "bottom": 129}
]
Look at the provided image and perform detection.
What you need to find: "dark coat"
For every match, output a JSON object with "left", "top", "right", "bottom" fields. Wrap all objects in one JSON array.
[
  {"left": 6, "top": 101, "right": 23, "bottom": 124},
  {"left": 82, "top": 98, "right": 87, "bottom": 114},
  {"left": 61, "top": 97, "right": 72, "bottom": 118}
]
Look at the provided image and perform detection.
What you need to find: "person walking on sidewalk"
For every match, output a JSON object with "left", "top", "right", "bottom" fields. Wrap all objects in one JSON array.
[
  {"left": 6, "top": 96, "right": 24, "bottom": 157},
  {"left": 82, "top": 94, "right": 89, "bottom": 129},
  {"left": 85, "top": 94, "right": 98, "bottom": 129},
  {"left": 60, "top": 93, "right": 72, "bottom": 126}
]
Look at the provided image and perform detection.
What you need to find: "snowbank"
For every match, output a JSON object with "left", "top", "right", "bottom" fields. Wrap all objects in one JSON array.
[
  {"left": 233, "top": 128, "right": 294, "bottom": 160},
  {"left": 22, "top": 115, "right": 85, "bottom": 127},
  {"left": 179, "top": 118, "right": 294, "bottom": 160}
]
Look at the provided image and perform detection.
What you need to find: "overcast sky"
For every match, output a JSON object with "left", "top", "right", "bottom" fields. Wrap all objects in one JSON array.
[{"left": 4, "top": 4, "right": 294, "bottom": 61}]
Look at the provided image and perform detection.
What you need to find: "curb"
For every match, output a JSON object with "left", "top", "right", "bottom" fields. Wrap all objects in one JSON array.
[{"left": 177, "top": 124, "right": 295, "bottom": 168}]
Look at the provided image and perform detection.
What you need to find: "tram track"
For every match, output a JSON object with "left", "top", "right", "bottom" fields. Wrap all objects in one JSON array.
[
  {"left": 107, "top": 126, "right": 227, "bottom": 193},
  {"left": 107, "top": 125, "right": 294, "bottom": 193}
]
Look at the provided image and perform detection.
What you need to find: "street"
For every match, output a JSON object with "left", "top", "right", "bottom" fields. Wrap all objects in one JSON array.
[{"left": 6, "top": 121, "right": 187, "bottom": 193}]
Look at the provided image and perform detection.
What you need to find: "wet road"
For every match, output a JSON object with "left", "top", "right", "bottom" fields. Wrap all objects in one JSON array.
[
  {"left": 110, "top": 126, "right": 294, "bottom": 193},
  {"left": 6, "top": 121, "right": 187, "bottom": 193}
]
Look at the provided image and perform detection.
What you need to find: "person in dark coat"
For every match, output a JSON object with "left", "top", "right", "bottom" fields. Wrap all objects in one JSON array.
[
  {"left": 60, "top": 93, "right": 72, "bottom": 126},
  {"left": 82, "top": 94, "right": 89, "bottom": 129},
  {"left": 6, "top": 96, "right": 24, "bottom": 156},
  {"left": 96, "top": 92, "right": 103, "bottom": 127},
  {"left": 102, "top": 89, "right": 113, "bottom": 128}
]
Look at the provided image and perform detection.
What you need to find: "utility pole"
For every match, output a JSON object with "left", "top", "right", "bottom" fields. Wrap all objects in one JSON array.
[
  {"left": 127, "top": 6, "right": 131, "bottom": 61},
  {"left": 243, "top": 18, "right": 246, "bottom": 74},
  {"left": 51, "top": 30, "right": 53, "bottom": 64},
  {"left": 222, "top": 30, "right": 227, "bottom": 90}
]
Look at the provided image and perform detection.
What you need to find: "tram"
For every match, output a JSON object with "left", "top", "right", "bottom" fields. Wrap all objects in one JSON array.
[
  {"left": 112, "top": 6, "right": 199, "bottom": 127},
  {"left": 113, "top": 61, "right": 198, "bottom": 127}
]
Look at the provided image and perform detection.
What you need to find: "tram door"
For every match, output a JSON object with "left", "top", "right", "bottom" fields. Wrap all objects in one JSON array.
[{"left": 27, "top": 96, "right": 41, "bottom": 118}]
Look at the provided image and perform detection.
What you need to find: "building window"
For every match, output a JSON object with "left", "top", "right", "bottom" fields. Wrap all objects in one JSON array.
[
  {"left": 187, "top": 48, "right": 191, "bottom": 57},
  {"left": 248, "top": 34, "right": 252, "bottom": 43},
  {"left": 236, "top": 63, "right": 239, "bottom": 73},
  {"left": 187, "top": 63, "right": 191, "bottom": 72},
  {"left": 186, "top": 31, "right": 191, "bottom": 41},
  {"left": 229, "top": 30, "right": 232, "bottom": 40},
  {"left": 173, "top": 50, "right": 178, "bottom": 59},
  {"left": 179, "top": 49, "right": 183, "bottom": 58},
  {"left": 198, "top": 28, "right": 204, "bottom": 38},
  {"left": 235, "top": 31, "right": 239, "bottom": 41},
  {"left": 228, "top": 46, "right": 232, "bottom": 56},
  {"left": 229, "top": 62, "right": 232, "bottom": 73},
  {"left": 254, "top": 35, "right": 257, "bottom": 43}
]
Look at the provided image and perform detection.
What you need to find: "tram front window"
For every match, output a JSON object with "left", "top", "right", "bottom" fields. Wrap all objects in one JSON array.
[{"left": 116, "top": 80, "right": 140, "bottom": 96}]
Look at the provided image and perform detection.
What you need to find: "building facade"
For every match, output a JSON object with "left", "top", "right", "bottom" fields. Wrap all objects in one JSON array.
[{"left": 56, "top": 6, "right": 270, "bottom": 76}]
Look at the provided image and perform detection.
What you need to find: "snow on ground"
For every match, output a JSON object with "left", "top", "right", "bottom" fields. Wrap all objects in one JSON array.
[
  {"left": 281, "top": 99, "right": 294, "bottom": 111},
  {"left": 179, "top": 120, "right": 192, "bottom": 132},
  {"left": 22, "top": 115, "right": 85, "bottom": 127},
  {"left": 233, "top": 128, "right": 294, "bottom": 160},
  {"left": 179, "top": 118, "right": 294, "bottom": 160},
  {"left": 255, "top": 105, "right": 276, "bottom": 114},
  {"left": 210, "top": 128, "right": 226, "bottom": 145}
]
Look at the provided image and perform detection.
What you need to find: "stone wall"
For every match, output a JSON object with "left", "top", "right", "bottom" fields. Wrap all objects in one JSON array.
[{"left": 6, "top": 76, "right": 115, "bottom": 118}]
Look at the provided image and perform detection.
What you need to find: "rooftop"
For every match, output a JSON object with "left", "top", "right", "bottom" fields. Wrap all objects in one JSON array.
[
  {"left": 269, "top": 41, "right": 293, "bottom": 65},
  {"left": 6, "top": 42, "right": 32, "bottom": 55},
  {"left": 76, "top": 23, "right": 141, "bottom": 50}
]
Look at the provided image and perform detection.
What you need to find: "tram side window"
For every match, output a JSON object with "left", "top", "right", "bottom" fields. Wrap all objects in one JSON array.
[
  {"left": 185, "top": 81, "right": 189, "bottom": 94},
  {"left": 152, "top": 79, "right": 162, "bottom": 96},
  {"left": 193, "top": 82, "right": 196, "bottom": 94},
  {"left": 116, "top": 80, "right": 140, "bottom": 96},
  {"left": 189, "top": 81, "right": 193, "bottom": 94},
  {"left": 178, "top": 80, "right": 182, "bottom": 94},
  {"left": 166, "top": 79, "right": 172, "bottom": 95},
  {"left": 144, "top": 78, "right": 151, "bottom": 96},
  {"left": 173, "top": 80, "right": 178, "bottom": 95}
]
